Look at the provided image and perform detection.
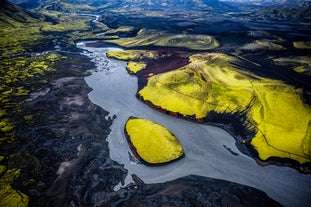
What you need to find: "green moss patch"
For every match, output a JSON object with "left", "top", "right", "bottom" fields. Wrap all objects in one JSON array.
[
  {"left": 107, "top": 50, "right": 160, "bottom": 60},
  {"left": 127, "top": 61, "right": 147, "bottom": 74},
  {"left": 273, "top": 56, "right": 311, "bottom": 76},
  {"left": 293, "top": 41, "right": 311, "bottom": 49},
  {"left": 0, "top": 168, "right": 29, "bottom": 207},
  {"left": 125, "top": 117, "right": 184, "bottom": 165}
]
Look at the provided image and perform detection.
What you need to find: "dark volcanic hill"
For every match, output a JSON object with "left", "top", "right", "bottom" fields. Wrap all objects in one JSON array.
[
  {"left": 221, "top": 0, "right": 311, "bottom": 7},
  {"left": 0, "top": 0, "right": 40, "bottom": 25},
  {"left": 254, "top": 6, "right": 311, "bottom": 20},
  {"left": 6, "top": 0, "right": 41, "bottom": 8}
]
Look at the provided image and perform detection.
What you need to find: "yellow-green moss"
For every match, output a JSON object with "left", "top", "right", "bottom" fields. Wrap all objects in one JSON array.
[
  {"left": 125, "top": 117, "right": 184, "bottom": 164},
  {"left": 273, "top": 56, "right": 311, "bottom": 65},
  {"left": 105, "top": 26, "right": 135, "bottom": 35},
  {"left": 40, "top": 12, "right": 92, "bottom": 32},
  {"left": 106, "top": 29, "right": 219, "bottom": 50},
  {"left": 0, "top": 165, "right": 6, "bottom": 174},
  {"left": 138, "top": 52, "right": 311, "bottom": 164},
  {"left": 0, "top": 53, "right": 62, "bottom": 107},
  {"left": 41, "top": 2, "right": 95, "bottom": 13},
  {"left": 0, "top": 118, "right": 15, "bottom": 133},
  {"left": 255, "top": 40, "right": 286, "bottom": 50},
  {"left": 293, "top": 41, "right": 311, "bottom": 49},
  {"left": 107, "top": 50, "right": 158, "bottom": 60},
  {"left": 0, "top": 118, "right": 15, "bottom": 142},
  {"left": 293, "top": 66, "right": 311, "bottom": 75},
  {"left": 0, "top": 169, "right": 29, "bottom": 207},
  {"left": 139, "top": 53, "right": 253, "bottom": 118},
  {"left": 127, "top": 61, "right": 147, "bottom": 73},
  {"left": 273, "top": 56, "right": 311, "bottom": 75},
  {"left": 0, "top": 11, "right": 101, "bottom": 54},
  {"left": 250, "top": 83, "right": 311, "bottom": 163}
]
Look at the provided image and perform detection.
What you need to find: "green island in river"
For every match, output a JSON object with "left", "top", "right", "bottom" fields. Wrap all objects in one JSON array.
[{"left": 124, "top": 117, "right": 184, "bottom": 165}]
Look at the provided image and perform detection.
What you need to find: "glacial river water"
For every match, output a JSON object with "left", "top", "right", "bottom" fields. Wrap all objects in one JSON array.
[{"left": 78, "top": 42, "right": 311, "bottom": 207}]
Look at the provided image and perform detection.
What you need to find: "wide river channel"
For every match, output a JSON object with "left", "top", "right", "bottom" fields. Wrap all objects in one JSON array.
[{"left": 78, "top": 42, "right": 311, "bottom": 207}]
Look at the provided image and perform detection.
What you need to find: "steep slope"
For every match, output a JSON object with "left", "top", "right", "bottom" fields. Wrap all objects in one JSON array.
[
  {"left": 7, "top": 0, "right": 41, "bottom": 8},
  {"left": 0, "top": 0, "right": 40, "bottom": 26}
]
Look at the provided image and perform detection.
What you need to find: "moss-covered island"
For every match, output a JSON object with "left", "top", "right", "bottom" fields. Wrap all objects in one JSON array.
[{"left": 124, "top": 117, "right": 184, "bottom": 165}]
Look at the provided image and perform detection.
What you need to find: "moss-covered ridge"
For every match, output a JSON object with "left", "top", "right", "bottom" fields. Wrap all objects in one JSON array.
[
  {"left": 273, "top": 56, "right": 311, "bottom": 76},
  {"left": 109, "top": 50, "right": 311, "bottom": 172},
  {"left": 124, "top": 117, "right": 184, "bottom": 165},
  {"left": 293, "top": 41, "right": 311, "bottom": 49},
  {"left": 105, "top": 29, "right": 219, "bottom": 50},
  {"left": 107, "top": 49, "right": 190, "bottom": 77}
]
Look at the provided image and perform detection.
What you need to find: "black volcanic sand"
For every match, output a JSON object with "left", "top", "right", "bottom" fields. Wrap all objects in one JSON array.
[
  {"left": 0, "top": 50, "right": 283, "bottom": 206},
  {"left": 116, "top": 174, "right": 282, "bottom": 207},
  {"left": 136, "top": 50, "right": 190, "bottom": 78},
  {"left": 23, "top": 77, "right": 127, "bottom": 206}
]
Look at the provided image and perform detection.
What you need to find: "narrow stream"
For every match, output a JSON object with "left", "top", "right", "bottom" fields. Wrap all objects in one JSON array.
[{"left": 78, "top": 42, "right": 311, "bottom": 207}]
